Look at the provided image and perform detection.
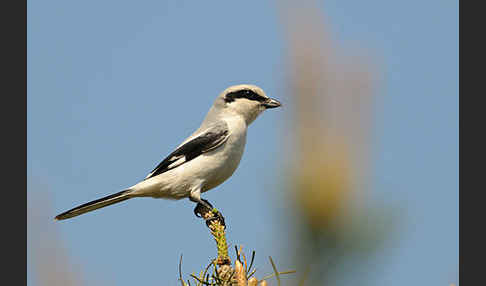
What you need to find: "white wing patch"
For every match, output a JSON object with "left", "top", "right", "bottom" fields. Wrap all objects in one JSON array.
[{"left": 167, "top": 156, "right": 186, "bottom": 169}]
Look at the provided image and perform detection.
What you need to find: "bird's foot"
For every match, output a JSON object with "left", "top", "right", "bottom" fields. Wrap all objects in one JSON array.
[
  {"left": 205, "top": 209, "right": 226, "bottom": 229},
  {"left": 193, "top": 199, "right": 213, "bottom": 217},
  {"left": 193, "top": 199, "right": 226, "bottom": 229}
]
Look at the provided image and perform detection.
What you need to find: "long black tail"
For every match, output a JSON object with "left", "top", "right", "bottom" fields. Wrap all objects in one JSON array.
[{"left": 55, "top": 190, "right": 132, "bottom": 221}]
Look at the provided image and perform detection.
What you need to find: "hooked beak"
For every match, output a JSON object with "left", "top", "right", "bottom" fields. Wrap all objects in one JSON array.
[{"left": 263, "top": 98, "right": 282, "bottom": 109}]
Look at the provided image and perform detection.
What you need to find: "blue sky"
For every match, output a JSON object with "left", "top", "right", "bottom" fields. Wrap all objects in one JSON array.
[{"left": 28, "top": 1, "right": 458, "bottom": 285}]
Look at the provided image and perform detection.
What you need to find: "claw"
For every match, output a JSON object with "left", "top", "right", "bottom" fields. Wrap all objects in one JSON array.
[
  {"left": 194, "top": 202, "right": 208, "bottom": 218},
  {"left": 193, "top": 199, "right": 214, "bottom": 218},
  {"left": 194, "top": 206, "right": 203, "bottom": 218},
  {"left": 193, "top": 200, "right": 226, "bottom": 229},
  {"left": 205, "top": 209, "right": 226, "bottom": 229}
]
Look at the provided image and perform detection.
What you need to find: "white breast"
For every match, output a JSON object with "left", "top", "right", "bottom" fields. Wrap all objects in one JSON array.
[{"left": 201, "top": 116, "right": 247, "bottom": 192}]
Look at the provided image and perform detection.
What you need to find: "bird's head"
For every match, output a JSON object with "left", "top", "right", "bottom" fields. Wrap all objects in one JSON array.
[{"left": 213, "top": 84, "right": 281, "bottom": 125}]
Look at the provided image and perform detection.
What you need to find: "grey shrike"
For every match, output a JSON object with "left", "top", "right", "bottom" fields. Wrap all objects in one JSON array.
[{"left": 55, "top": 84, "right": 281, "bottom": 223}]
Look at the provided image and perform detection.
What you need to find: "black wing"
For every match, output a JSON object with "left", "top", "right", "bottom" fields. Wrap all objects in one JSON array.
[{"left": 145, "top": 123, "right": 229, "bottom": 180}]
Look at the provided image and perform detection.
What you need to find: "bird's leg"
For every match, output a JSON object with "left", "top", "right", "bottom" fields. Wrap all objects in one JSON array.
[{"left": 190, "top": 190, "right": 226, "bottom": 228}]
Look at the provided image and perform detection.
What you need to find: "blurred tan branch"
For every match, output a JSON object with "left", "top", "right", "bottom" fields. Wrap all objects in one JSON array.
[
  {"left": 28, "top": 188, "right": 87, "bottom": 286},
  {"left": 275, "top": 0, "right": 395, "bottom": 285}
]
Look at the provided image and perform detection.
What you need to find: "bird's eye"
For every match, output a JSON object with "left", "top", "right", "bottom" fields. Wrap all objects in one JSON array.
[{"left": 224, "top": 94, "right": 235, "bottom": 103}]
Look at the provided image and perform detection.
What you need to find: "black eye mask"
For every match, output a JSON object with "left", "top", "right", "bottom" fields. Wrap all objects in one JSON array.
[{"left": 224, "top": 89, "right": 267, "bottom": 103}]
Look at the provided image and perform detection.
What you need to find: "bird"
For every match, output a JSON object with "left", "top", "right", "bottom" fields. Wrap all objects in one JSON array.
[{"left": 55, "top": 84, "right": 281, "bottom": 224}]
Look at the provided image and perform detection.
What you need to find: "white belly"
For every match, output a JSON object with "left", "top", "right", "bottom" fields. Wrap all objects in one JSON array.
[{"left": 130, "top": 117, "right": 247, "bottom": 199}]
